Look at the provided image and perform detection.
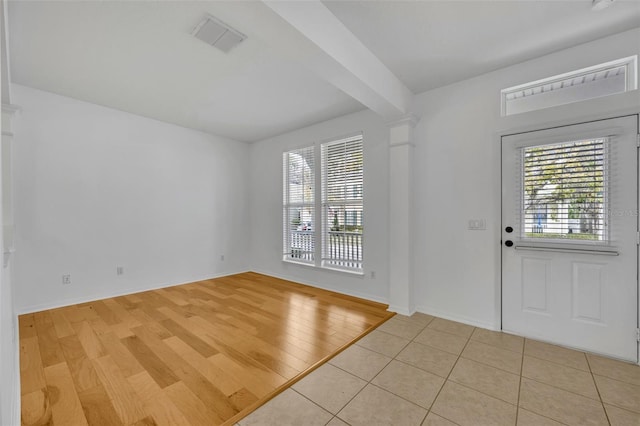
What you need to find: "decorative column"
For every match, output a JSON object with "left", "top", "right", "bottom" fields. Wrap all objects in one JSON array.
[{"left": 387, "top": 114, "right": 419, "bottom": 316}]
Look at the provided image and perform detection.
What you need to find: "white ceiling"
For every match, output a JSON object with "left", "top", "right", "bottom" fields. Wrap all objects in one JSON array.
[
  {"left": 6, "top": 1, "right": 640, "bottom": 142},
  {"left": 324, "top": 0, "right": 640, "bottom": 94}
]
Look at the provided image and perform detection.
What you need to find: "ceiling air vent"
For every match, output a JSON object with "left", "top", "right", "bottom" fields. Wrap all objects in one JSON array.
[{"left": 192, "top": 14, "right": 246, "bottom": 53}]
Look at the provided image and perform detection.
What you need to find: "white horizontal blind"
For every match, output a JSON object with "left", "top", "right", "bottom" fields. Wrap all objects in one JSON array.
[
  {"left": 520, "top": 137, "right": 609, "bottom": 243},
  {"left": 321, "top": 135, "right": 363, "bottom": 270},
  {"left": 283, "top": 146, "right": 315, "bottom": 263}
]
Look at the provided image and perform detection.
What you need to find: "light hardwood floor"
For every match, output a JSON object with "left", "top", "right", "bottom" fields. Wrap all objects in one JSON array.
[{"left": 19, "top": 272, "right": 393, "bottom": 426}]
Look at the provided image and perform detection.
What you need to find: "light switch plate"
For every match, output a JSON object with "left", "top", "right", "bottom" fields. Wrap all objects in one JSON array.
[{"left": 468, "top": 219, "right": 486, "bottom": 230}]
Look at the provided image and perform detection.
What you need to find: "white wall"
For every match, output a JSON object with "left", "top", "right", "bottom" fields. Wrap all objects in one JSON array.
[
  {"left": 249, "top": 109, "right": 391, "bottom": 303},
  {"left": 247, "top": 28, "right": 640, "bottom": 325},
  {"left": 9, "top": 27, "right": 640, "bottom": 332},
  {"left": 12, "top": 84, "right": 251, "bottom": 313},
  {"left": 412, "top": 27, "right": 640, "bottom": 329}
]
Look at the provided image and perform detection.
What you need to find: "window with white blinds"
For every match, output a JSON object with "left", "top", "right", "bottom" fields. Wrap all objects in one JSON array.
[
  {"left": 521, "top": 137, "right": 609, "bottom": 243},
  {"left": 282, "top": 134, "right": 364, "bottom": 273},
  {"left": 283, "top": 146, "right": 315, "bottom": 263},
  {"left": 322, "top": 135, "right": 363, "bottom": 271}
]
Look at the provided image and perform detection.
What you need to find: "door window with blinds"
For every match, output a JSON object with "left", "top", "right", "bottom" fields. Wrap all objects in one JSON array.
[
  {"left": 283, "top": 134, "right": 364, "bottom": 272},
  {"left": 520, "top": 137, "right": 610, "bottom": 244}
]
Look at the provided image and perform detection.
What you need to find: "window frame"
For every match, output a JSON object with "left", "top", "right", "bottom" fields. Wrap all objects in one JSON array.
[
  {"left": 321, "top": 135, "right": 364, "bottom": 272},
  {"left": 282, "top": 146, "right": 316, "bottom": 265},
  {"left": 517, "top": 135, "right": 612, "bottom": 248},
  {"left": 282, "top": 133, "right": 364, "bottom": 275}
]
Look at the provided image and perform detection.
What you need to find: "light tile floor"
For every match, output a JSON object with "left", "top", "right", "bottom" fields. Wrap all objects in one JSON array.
[{"left": 238, "top": 313, "right": 640, "bottom": 426}]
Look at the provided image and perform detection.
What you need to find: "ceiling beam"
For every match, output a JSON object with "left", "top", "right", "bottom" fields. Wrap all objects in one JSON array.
[
  {"left": 205, "top": 1, "right": 413, "bottom": 120},
  {"left": 261, "top": 0, "right": 413, "bottom": 119}
]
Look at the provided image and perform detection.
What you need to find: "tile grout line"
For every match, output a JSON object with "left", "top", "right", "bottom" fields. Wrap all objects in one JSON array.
[
  {"left": 516, "top": 340, "right": 618, "bottom": 426},
  {"left": 325, "top": 348, "right": 395, "bottom": 424},
  {"left": 283, "top": 388, "right": 340, "bottom": 426},
  {"left": 585, "top": 354, "right": 613, "bottom": 426},
  {"left": 523, "top": 351, "right": 593, "bottom": 372},
  {"left": 590, "top": 370, "right": 640, "bottom": 387},
  {"left": 456, "top": 347, "right": 521, "bottom": 376},
  {"left": 515, "top": 338, "right": 526, "bottom": 426},
  {"left": 466, "top": 336, "right": 523, "bottom": 354},
  {"left": 521, "top": 375, "right": 610, "bottom": 404},
  {"left": 520, "top": 348, "right": 630, "bottom": 405},
  {"left": 367, "top": 316, "right": 435, "bottom": 425},
  {"left": 421, "top": 323, "right": 477, "bottom": 424},
  {"left": 411, "top": 318, "right": 437, "bottom": 425},
  {"left": 410, "top": 337, "right": 473, "bottom": 357},
  {"left": 419, "top": 325, "right": 474, "bottom": 340},
  {"left": 354, "top": 328, "right": 413, "bottom": 358},
  {"left": 264, "top": 314, "right": 637, "bottom": 426},
  {"left": 362, "top": 319, "right": 533, "bottom": 424}
]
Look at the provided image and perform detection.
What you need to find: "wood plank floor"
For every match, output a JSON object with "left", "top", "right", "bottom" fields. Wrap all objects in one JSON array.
[{"left": 19, "top": 272, "right": 393, "bottom": 426}]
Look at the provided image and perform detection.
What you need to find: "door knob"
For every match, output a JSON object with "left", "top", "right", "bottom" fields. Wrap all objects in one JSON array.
[
  {"left": 505, "top": 226, "right": 513, "bottom": 233},
  {"left": 505, "top": 240, "right": 514, "bottom": 247}
]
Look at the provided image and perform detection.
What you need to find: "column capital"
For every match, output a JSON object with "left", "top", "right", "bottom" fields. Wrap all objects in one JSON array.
[
  {"left": 1, "top": 104, "right": 21, "bottom": 115},
  {"left": 387, "top": 113, "right": 420, "bottom": 148},
  {"left": 386, "top": 113, "right": 420, "bottom": 130},
  {"left": 2, "top": 103, "right": 21, "bottom": 137}
]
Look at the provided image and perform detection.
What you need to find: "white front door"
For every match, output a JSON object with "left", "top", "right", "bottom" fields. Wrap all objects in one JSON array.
[{"left": 502, "top": 115, "right": 638, "bottom": 362}]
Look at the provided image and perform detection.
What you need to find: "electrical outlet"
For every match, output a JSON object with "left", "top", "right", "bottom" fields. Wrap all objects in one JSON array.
[
  {"left": 62, "top": 274, "right": 71, "bottom": 285},
  {"left": 220, "top": 255, "right": 225, "bottom": 261},
  {"left": 370, "top": 271, "right": 376, "bottom": 279},
  {"left": 116, "top": 266, "right": 124, "bottom": 276}
]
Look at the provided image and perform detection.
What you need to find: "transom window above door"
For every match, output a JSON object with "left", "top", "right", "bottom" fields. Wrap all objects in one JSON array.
[{"left": 501, "top": 56, "right": 638, "bottom": 116}]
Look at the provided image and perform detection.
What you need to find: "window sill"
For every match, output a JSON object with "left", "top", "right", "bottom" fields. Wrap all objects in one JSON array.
[{"left": 282, "top": 259, "right": 364, "bottom": 277}]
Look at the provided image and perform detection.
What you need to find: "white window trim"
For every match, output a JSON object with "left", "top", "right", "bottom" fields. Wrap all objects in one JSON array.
[
  {"left": 282, "top": 133, "right": 364, "bottom": 275},
  {"left": 283, "top": 146, "right": 316, "bottom": 265},
  {"left": 518, "top": 136, "right": 611, "bottom": 247}
]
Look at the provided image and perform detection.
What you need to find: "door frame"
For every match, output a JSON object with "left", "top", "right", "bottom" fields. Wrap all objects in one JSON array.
[{"left": 498, "top": 112, "right": 640, "bottom": 364}]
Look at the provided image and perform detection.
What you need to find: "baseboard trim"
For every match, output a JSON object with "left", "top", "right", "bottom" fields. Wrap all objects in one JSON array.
[
  {"left": 17, "top": 268, "right": 389, "bottom": 315},
  {"left": 416, "top": 304, "right": 499, "bottom": 331},
  {"left": 387, "top": 304, "right": 416, "bottom": 316},
  {"left": 249, "top": 268, "right": 389, "bottom": 306},
  {"left": 16, "top": 270, "right": 251, "bottom": 314}
]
